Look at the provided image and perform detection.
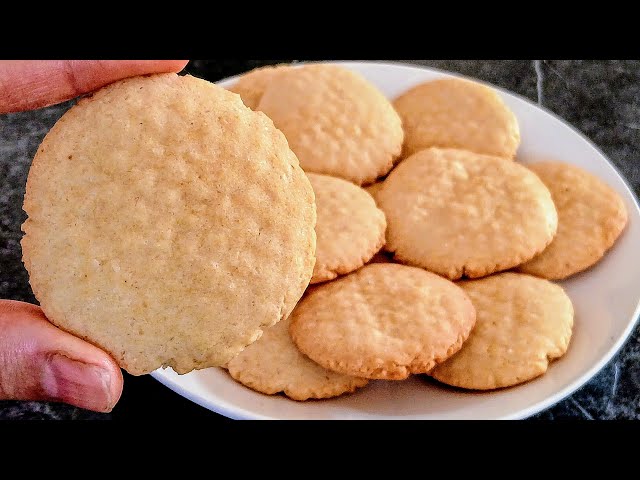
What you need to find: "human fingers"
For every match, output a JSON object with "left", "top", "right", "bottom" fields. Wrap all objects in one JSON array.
[
  {"left": 0, "top": 59, "right": 189, "bottom": 113},
  {"left": 0, "top": 300, "right": 123, "bottom": 413}
]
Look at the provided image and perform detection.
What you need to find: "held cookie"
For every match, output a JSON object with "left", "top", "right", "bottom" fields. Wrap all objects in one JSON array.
[
  {"left": 430, "top": 273, "right": 574, "bottom": 390},
  {"left": 257, "top": 64, "right": 404, "bottom": 186},
  {"left": 308, "top": 173, "right": 386, "bottom": 284},
  {"left": 228, "top": 64, "right": 291, "bottom": 110},
  {"left": 393, "top": 77, "right": 520, "bottom": 159},
  {"left": 518, "top": 161, "right": 628, "bottom": 280},
  {"left": 377, "top": 148, "right": 558, "bottom": 280},
  {"left": 289, "top": 263, "right": 476, "bottom": 380},
  {"left": 22, "top": 73, "right": 316, "bottom": 376},
  {"left": 227, "top": 311, "right": 368, "bottom": 401}
]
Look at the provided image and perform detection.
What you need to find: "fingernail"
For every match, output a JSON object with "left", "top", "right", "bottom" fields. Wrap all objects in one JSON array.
[{"left": 43, "top": 353, "right": 114, "bottom": 413}]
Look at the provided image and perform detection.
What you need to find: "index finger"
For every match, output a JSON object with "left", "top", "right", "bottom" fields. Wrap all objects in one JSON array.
[{"left": 0, "top": 60, "right": 189, "bottom": 114}]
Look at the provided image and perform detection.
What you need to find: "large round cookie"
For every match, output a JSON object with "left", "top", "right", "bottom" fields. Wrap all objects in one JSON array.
[
  {"left": 22, "top": 73, "right": 317, "bottom": 376},
  {"left": 308, "top": 173, "right": 386, "bottom": 284},
  {"left": 377, "top": 148, "right": 558, "bottom": 280},
  {"left": 430, "top": 273, "right": 574, "bottom": 390},
  {"left": 290, "top": 263, "right": 476, "bottom": 380},
  {"left": 393, "top": 77, "right": 520, "bottom": 159},
  {"left": 227, "top": 310, "right": 368, "bottom": 401},
  {"left": 228, "top": 64, "right": 291, "bottom": 110},
  {"left": 257, "top": 64, "right": 404, "bottom": 186},
  {"left": 518, "top": 161, "right": 628, "bottom": 280}
]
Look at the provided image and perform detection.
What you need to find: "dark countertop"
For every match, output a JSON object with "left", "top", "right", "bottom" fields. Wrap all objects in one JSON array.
[{"left": 1, "top": 60, "right": 638, "bottom": 420}]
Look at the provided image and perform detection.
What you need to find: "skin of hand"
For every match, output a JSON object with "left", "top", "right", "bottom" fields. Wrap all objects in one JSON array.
[{"left": 0, "top": 60, "right": 189, "bottom": 412}]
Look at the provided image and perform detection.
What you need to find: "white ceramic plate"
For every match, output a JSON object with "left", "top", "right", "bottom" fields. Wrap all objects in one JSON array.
[{"left": 151, "top": 61, "right": 640, "bottom": 420}]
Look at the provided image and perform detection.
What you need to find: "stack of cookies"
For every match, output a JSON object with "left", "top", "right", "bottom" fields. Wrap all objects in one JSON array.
[
  {"left": 226, "top": 63, "right": 628, "bottom": 400},
  {"left": 20, "top": 64, "right": 629, "bottom": 406}
]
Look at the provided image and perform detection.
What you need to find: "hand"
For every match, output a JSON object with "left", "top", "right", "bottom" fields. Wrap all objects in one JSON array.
[{"left": 0, "top": 60, "right": 189, "bottom": 412}]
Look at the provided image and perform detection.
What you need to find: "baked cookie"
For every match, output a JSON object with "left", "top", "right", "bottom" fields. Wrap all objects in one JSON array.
[
  {"left": 393, "top": 77, "right": 520, "bottom": 159},
  {"left": 518, "top": 161, "right": 628, "bottom": 280},
  {"left": 228, "top": 64, "right": 291, "bottom": 110},
  {"left": 290, "top": 263, "right": 476, "bottom": 380},
  {"left": 308, "top": 173, "right": 386, "bottom": 284},
  {"left": 227, "top": 310, "right": 369, "bottom": 401},
  {"left": 430, "top": 272, "right": 574, "bottom": 390},
  {"left": 258, "top": 64, "right": 404, "bottom": 186},
  {"left": 22, "top": 73, "right": 316, "bottom": 376},
  {"left": 377, "top": 148, "right": 558, "bottom": 280}
]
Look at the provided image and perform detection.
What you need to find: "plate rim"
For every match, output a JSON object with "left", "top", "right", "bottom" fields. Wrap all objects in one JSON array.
[{"left": 152, "top": 60, "right": 640, "bottom": 420}]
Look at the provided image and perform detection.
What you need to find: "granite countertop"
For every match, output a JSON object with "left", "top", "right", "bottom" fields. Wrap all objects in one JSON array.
[{"left": 0, "top": 60, "right": 638, "bottom": 420}]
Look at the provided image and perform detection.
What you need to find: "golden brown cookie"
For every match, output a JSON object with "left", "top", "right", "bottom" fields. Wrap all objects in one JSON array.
[
  {"left": 22, "top": 73, "right": 316, "bottom": 376},
  {"left": 227, "top": 310, "right": 368, "bottom": 401},
  {"left": 308, "top": 173, "right": 386, "bottom": 284},
  {"left": 430, "top": 273, "right": 574, "bottom": 390},
  {"left": 290, "top": 263, "right": 476, "bottom": 380},
  {"left": 258, "top": 64, "right": 404, "bottom": 186},
  {"left": 393, "top": 77, "right": 520, "bottom": 159},
  {"left": 228, "top": 64, "right": 292, "bottom": 110},
  {"left": 377, "top": 148, "right": 558, "bottom": 280},
  {"left": 518, "top": 161, "right": 628, "bottom": 280}
]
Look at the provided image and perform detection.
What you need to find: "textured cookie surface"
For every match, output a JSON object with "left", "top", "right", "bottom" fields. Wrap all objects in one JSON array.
[
  {"left": 22, "top": 73, "right": 316, "bottom": 376},
  {"left": 258, "top": 64, "right": 404, "bottom": 186},
  {"left": 228, "top": 64, "right": 291, "bottom": 110},
  {"left": 227, "top": 311, "right": 368, "bottom": 401},
  {"left": 394, "top": 78, "right": 520, "bottom": 159},
  {"left": 377, "top": 148, "right": 558, "bottom": 280},
  {"left": 290, "top": 263, "right": 476, "bottom": 380},
  {"left": 518, "top": 161, "right": 628, "bottom": 280},
  {"left": 430, "top": 273, "right": 574, "bottom": 390},
  {"left": 308, "top": 173, "right": 386, "bottom": 284}
]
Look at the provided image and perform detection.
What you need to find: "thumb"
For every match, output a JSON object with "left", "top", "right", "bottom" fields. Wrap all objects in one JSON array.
[{"left": 0, "top": 300, "right": 123, "bottom": 413}]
